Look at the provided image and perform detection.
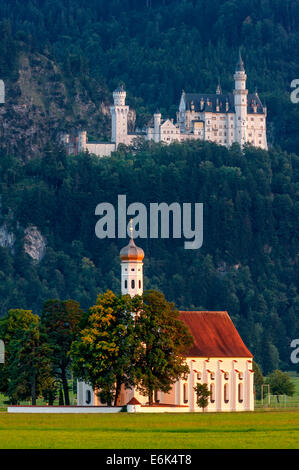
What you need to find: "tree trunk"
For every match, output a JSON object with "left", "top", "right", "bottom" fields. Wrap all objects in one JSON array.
[
  {"left": 61, "top": 369, "right": 70, "bottom": 405},
  {"left": 31, "top": 373, "right": 36, "bottom": 406},
  {"left": 148, "top": 389, "right": 153, "bottom": 406},
  {"left": 59, "top": 386, "right": 64, "bottom": 405},
  {"left": 114, "top": 378, "right": 122, "bottom": 407}
]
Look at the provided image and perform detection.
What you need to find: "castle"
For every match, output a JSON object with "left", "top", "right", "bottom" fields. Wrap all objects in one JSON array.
[
  {"left": 77, "top": 235, "right": 254, "bottom": 412},
  {"left": 63, "top": 52, "right": 267, "bottom": 157}
]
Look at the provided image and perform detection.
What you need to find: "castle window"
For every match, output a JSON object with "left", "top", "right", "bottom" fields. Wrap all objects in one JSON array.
[
  {"left": 131, "top": 280, "right": 135, "bottom": 289},
  {"left": 224, "top": 384, "right": 229, "bottom": 403},
  {"left": 183, "top": 383, "right": 188, "bottom": 403}
]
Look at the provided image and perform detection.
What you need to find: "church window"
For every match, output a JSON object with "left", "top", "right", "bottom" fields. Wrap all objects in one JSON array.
[
  {"left": 238, "top": 383, "right": 244, "bottom": 403},
  {"left": 210, "top": 383, "right": 215, "bottom": 403},
  {"left": 131, "top": 280, "right": 135, "bottom": 289},
  {"left": 224, "top": 384, "right": 229, "bottom": 403},
  {"left": 183, "top": 383, "right": 188, "bottom": 403}
]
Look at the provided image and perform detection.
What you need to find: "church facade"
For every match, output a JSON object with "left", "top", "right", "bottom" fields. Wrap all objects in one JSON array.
[
  {"left": 63, "top": 52, "right": 267, "bottom": 157},
  {"left": 77, "top": 236, "right": 254, "bottom": 412}
]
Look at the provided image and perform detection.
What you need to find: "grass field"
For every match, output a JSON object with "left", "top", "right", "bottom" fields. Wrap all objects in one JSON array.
[{"left": 0, "top": 411, "right": 299, "bottom": 449}]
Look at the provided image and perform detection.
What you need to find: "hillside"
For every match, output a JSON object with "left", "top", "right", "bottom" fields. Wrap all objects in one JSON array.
[
  {"left": 0, "top": 141, "right": 298, "bottom": 376},
  {"left": 0, "top": 0, "right": 298, "bottom": 156},
  {"left": 0, "top": 1, "right": 298, "bottom": 377}
]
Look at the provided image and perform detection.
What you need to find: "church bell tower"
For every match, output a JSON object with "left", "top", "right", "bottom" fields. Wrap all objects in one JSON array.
[{"left": 120, "top": 221, "right": 144, "bottom": 298}]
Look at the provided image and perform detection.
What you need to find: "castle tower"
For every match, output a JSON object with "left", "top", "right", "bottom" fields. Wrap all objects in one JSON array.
[
  {"left": 233, "top": 50, "right": 248, "bottom": 146},
  {"left": 153, "top": 111, "right": 161, "bottom": 143},
  {"left": 120, "top": 221, "right": 144, "bottom": 298},
  {"left": 110, "top": 86, "right": 129, "bottom": 147},
  {"left": 78, "top": 131, "right": 87, "bottom": 153}
]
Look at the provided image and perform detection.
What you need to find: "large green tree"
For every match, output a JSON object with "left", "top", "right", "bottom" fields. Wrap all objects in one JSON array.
[
  {"left": 266, "top": 370, "right": 295, "bottom": 399},
  {"left": 71, "top": 290, "right": 142, "bottom": 406},
  {"left": 0, "top": 309, "right": 54, "bottom": 405},
  {"left": 135, "top": 290, "right": 194, "bottom": 405},
  {"left": 41, "top": 299, "right": 83, "bottom": 405}
]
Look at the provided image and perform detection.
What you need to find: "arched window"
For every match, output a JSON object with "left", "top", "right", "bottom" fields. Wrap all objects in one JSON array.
[
  {"left": 139, "top": 280, "right": 141, "bottom": 289},
  {"left": 124, "top": 280, "right": 127, "bottom": 289},
  {"left": 86, "top": 390, "right": 91, "bottom": 405},
  {"left": 224, "top": 383, "right": 229, "bottom": 403},
  {"left": 183, "top": 383, "right": 188, "bottom": 403},
  {"left": 238, "top": 383, "right": 243, "bottom": 403},
  {"left": 131, "top": 279, "right": 135, "bottom": 289},
  {"left": 210, "top": 383, "right": 215, "bottom": 403}
]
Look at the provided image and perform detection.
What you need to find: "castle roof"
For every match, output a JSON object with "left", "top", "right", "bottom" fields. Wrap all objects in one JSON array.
[
  {"left": 236, "top": 49, "right": 245, "bottom": 72},
  {"left": 182, "top": 92, "right": 265, "bottom": 114},
  {"left": 114, "top": 85, "right": 125, "bottom": 93},
  {"left": 179, "top": 311, "right": 253, "bottom": 358}
]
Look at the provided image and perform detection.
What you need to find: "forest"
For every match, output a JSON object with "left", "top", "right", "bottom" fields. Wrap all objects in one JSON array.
[
  {"left": 0, "top": 140, "right": 298, "bottom": 376},
  {"left": 0, "top": 1, "right": 297, "bottom": 376},
  {"left": 0, "top": 0, "right": 298, "bottom": 152}
]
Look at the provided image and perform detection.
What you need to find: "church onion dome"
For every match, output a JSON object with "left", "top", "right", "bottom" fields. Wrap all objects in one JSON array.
[
  {"left": 120, "top": 238, "right": 144, "bottom": 262},
  {"left": 235, "top": 49, "right": 245, "bottom": 72}
]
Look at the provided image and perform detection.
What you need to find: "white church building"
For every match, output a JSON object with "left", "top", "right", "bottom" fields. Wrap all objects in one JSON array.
[
  {"left": 63, "top": 52, "right": 267, "bottom": 157},
  {"left": 77, "top": 235, "right": 254, "bottom": 412}
]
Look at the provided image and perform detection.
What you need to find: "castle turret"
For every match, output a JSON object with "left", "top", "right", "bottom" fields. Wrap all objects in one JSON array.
[
  {"left": 233, "top": 50, "right": 248, "bottom": 146},
  {"left": 78, "top": 131, "right": 87, "bottom": 153},
  {"left": 0, "top": 79, "right": 5, "bottom": 104},
  {"left": 110, "top": 86, "right": 129, "bottom": 146},
  {"left": 153, "top": 111, "right": 161, "bottom": 143},
  {"left": 120, "top": 221, "right": 144, "bottom": 298}
]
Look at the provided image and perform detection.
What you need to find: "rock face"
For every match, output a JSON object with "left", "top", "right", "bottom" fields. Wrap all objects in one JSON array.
[
  {"left": 0, "top": 53, "right": 111, "bottom": 159},
  {"left": 24, "top": 226, "right": 46, "bottom": 261}
]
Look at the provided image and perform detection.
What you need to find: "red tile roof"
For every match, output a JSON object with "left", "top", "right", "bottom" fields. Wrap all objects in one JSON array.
[
  {"left": 179, "top": 311, "right": 253, "bottom": 358},
  {"left": 127, "top": 397, "right": 141, "bottom": 405}
]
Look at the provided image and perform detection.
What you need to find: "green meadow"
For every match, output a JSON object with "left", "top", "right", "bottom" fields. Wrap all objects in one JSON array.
[{"left": 0, "top": 411, "right": 299, "bottom": 449}]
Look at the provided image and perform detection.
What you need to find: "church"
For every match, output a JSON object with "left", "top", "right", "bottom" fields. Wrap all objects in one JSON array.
[
  {"left": 77, "top": 235, "right": 254, "bottom": 412},
  {"left": 63, "top": 51, "right": 267, "bottom": 157}
]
